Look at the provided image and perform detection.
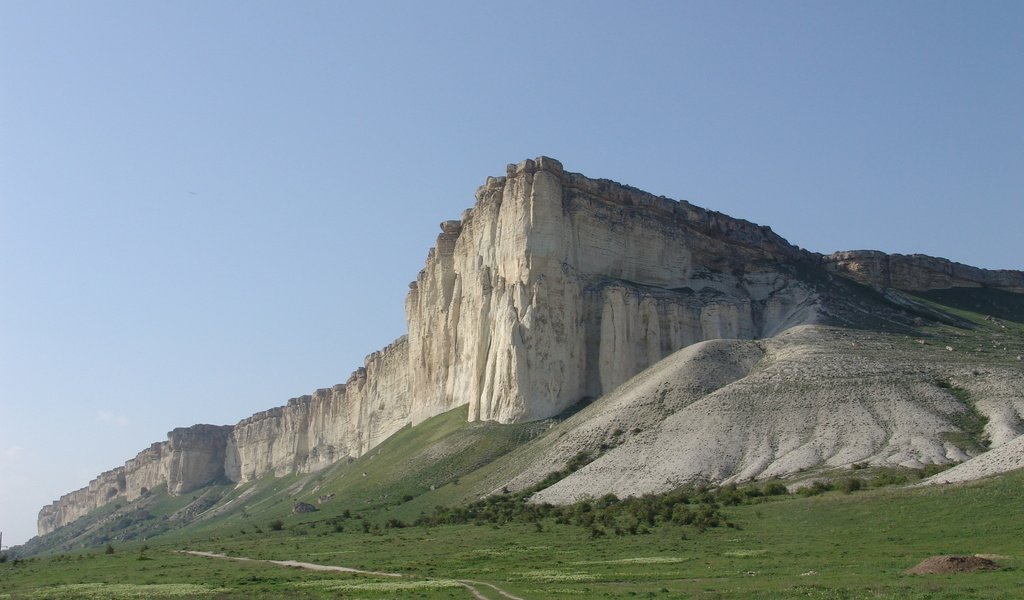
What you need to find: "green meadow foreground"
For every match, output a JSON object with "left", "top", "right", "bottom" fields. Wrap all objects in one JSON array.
[{"left": 3, "top": 470, "right": 1022, "bottom": 599}]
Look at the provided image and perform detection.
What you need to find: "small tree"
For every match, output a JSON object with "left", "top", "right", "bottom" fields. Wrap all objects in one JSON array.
[
  {"left": 105, "top": 544, "right": 115, "bottom": 555},
  {"left": 268, "top": 519, "right": 284, "bottom": 531}
]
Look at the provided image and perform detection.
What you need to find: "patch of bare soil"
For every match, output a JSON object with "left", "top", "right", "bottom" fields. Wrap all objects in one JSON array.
[{"left": 905, "top": 555, "right": 1001, "bottom": 575}]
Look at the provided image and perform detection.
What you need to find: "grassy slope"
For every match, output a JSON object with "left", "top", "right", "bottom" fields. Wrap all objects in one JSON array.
[
  {"left": 906, "top": 289, "right": 1024, "bottom": 362},
  {"left": 916, "top": 288, "right": 1024, "bottom": 325}
]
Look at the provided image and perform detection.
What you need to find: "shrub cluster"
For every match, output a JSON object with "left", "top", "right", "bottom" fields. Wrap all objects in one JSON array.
[{"left": 410, "top": 481, "right": 791, "bottom": 536}]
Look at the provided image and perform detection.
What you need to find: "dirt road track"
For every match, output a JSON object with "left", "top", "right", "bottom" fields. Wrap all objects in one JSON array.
[{"left": 180, "top": 550, "right": 525, "bottom": 599}]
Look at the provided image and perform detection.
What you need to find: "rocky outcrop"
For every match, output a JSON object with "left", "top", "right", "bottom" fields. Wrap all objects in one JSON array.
[
  {"left": 166, "top": 425, "right": 233, "bottom": 495},
  {"left": 37, "top": 424, "right": 232, "bottom": 535},
  {"left": 38, "top": 157, "right": 1024, "bottom": 536},
  {"left": 822, "top": 250, "right": 1024, "bottom": 292},
  {"left": 406, "top": 157, "right": 822, "bottom": 423}
]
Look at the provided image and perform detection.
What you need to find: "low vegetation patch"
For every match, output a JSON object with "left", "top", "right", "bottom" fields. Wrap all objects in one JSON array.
[
  {"left": 15, "top": 583, "right": 231, "bottom": 599},
  {"left": 937, "top": 378, "right": 991, "bottom": 453},
  {"left": 411, "top": 477, "right": 798, "bottom": 537}
]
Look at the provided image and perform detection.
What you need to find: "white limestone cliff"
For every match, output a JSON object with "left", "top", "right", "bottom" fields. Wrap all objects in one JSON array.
[
  {"left": 37, "top": 157, "right": 1024, "bottom": 536},
  {"left": 37, "top": 424, "right": 232, "bottom": 534},
  {"left": 406, "top": 157, "right": 821, "bottom": 424},
  {"left": 225, "top": 337, "right": 410, "bottom": 483}
]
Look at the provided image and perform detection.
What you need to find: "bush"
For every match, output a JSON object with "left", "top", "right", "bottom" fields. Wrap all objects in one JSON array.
[
  {"left": 411, "top": 477, "right": 747, "bottom": 536},
  {"left": 917, "top": 463, "right": 954, "bottom": 479},
  {"left": 268, "top": 519, "right": 284, "bottom": 531},
  {"left": 839, "top": 478, "right": 864, "bottom": 494},
  {"left": 671, "top": 505, "right": 695, "bottom": 525},
  {"left": 764, "top": 482, "right": 789, "bottom": 496},
  {"left": 104, "top": 544, "right": 115, "bottom": 555},
  {"left": 870, "top": 472, "right": 909, "bottom": 487},
  {"left": 797, "top": 481, "right": 833, "bottom": 497}
]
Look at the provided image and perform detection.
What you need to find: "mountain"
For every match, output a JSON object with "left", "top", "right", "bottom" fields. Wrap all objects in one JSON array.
[{"left": 34, "top": 157, "right": 1024, "bottom": 542}]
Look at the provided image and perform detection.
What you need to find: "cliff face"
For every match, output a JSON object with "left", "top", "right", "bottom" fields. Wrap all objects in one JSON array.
[
  {"left": 823, "top": 250, "right": 1024, "bottom": 292},
  {"left": 37, "top": 424, "right": 232, "bottom": 535},
  {"left": 225, "top": 337, "right": 410, "bottom": 483},
  {"left": 406, "top": 157, "right": 821, "bottom": 423},
  {"left": 38, "top": 157, "right": 1023, "bottom": 536},
  {"left": 166, "top": 425, "right": 233, "bottom": 495}
]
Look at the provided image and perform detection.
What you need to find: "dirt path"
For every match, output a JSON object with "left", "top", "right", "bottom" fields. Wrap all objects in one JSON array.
[
  {"left": 461, "top": 579, "right": 526, "bottom": 600},
  {"left": 459, "top": 582, "right": 491, "bottom": 600},
  {"left": 267, "top": 558, "right": 403, "bottom": 577},
  {"left": 181, "top": 551, "right": 402, "bottom": 577},
  {"left": 180, "top": 550, "right": 524, "bottom": 599}
]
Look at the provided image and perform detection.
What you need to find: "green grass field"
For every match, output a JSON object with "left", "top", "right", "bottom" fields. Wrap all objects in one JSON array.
[{"left": 3, "top": 470, "right": 1022, "bottom": 599}]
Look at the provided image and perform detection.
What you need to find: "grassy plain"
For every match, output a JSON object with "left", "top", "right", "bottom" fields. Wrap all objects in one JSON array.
[{"left": 3, "top": 469, "right": 1022, "bottom": 599}]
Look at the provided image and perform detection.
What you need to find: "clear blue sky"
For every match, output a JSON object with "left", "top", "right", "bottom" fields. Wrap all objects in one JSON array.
[{"left": 1, "top": 1, "right": 1021, "bottom": 546}]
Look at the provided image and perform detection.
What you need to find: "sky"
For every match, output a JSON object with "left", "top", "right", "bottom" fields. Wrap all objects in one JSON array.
[{"left": 1, "top": 1, "right": 1022, "bottom": 547}]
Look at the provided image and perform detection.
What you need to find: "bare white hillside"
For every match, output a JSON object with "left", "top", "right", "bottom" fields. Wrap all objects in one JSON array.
[{"left": 497, "top": 325, "right": 1024, "bottom": 503}]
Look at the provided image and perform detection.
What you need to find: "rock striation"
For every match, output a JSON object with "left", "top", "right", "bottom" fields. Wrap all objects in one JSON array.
[
  {"left": 822, "top": 250, "right": 1024, "bottom": 292},
  {"left": 37, "top": 157, "right": 1024, "bottom": 536}
]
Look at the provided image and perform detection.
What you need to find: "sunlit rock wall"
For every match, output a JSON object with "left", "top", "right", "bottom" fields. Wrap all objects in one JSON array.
[
  {"left": 224, "top": 337, "right": 409, "bottom": 483},
  {"left": 406, "top": 157, "right": 820, "bottom": 423}
]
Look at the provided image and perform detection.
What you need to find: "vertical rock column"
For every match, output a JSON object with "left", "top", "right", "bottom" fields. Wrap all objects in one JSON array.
[{"left": 165, "top": 424, "right": 233, "bottom": 495}]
